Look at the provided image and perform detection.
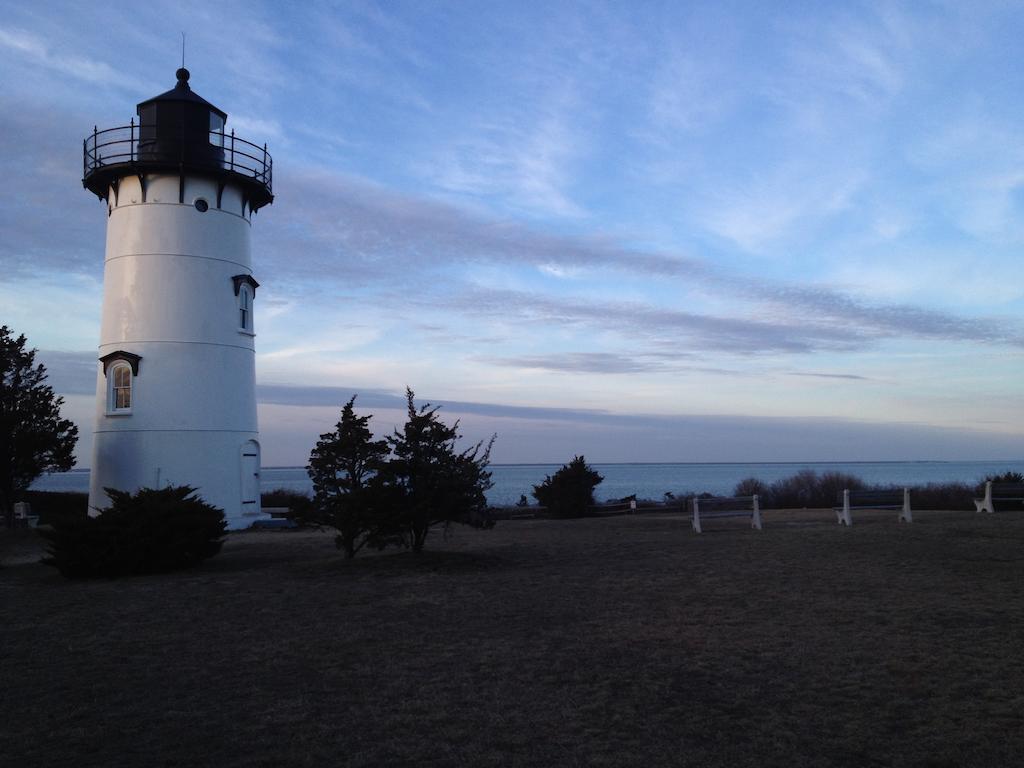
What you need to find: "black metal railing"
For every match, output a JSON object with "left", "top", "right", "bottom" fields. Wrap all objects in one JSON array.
[{"left": 83, "top": 120, "right": 272, "bottom": 194}]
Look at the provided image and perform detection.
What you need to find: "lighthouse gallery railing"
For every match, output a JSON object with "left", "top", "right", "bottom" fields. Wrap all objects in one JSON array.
[{"left": 83, "top": 121, "right": 273, "bottom": 194}]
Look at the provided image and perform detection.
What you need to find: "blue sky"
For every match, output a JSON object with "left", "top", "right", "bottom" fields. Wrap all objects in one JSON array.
[{"left": 2, "top": 0, "right": 1023, "bottom": 465}]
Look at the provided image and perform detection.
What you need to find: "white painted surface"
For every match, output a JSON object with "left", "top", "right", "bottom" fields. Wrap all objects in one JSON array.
[
  {"left": 88, "top": 172, "right": 261, "bottom": 528},
  {"left": 975, "top": 481, "right": 994, "bottom": 514}
]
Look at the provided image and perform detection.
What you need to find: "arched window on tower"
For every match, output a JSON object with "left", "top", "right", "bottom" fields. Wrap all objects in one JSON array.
[
  {"left": 239, "top": 283, "right": 253, "bottom": 332},
  {"left": 111, "top": 364, "right": 132, "bottom": 411},
  {"left": 232, "top": 274, "right": 259, "bottom": 335},
  {"left": 99, "top": 351, "right": 141, "bottom": 415}
]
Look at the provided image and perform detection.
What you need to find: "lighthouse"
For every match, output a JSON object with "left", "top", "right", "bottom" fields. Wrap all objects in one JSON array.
[{"left": 82, "top": 68, "right": 273, "bottom": 528}]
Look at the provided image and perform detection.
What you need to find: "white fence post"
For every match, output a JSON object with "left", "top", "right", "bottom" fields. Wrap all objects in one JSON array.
[
  {"left": 899, "top": 488, "right": 912, "bottom": 523},
  {"left": 630, "top": 499, "right": 637, "bottom": 514},
  {"left": 692, "top": 497, "right": 702, "bottom": 534},
  {"left": 751, "top": 494, "right": 763, "bottom": 530},
  {"left": 975, "top": 481, "right": 995, "bottom": 514},
  {"left": 837, "top": 489, "right": 853, "bottom": 526}
]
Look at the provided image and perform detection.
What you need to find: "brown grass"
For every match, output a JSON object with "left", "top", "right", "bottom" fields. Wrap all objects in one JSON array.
[{"left": 2, "top": 508, "right": 1024, "bottom": 767}]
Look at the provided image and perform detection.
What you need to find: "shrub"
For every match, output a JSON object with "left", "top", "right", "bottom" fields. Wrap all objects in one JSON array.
[
  {"left": 982, "top": 471, "right": 1024, "bottom": 487},
  {"left": 733, "top": 477, "right": 769, "bottom": 499},
  {"left": 817, "top": 472, "right": 866, "bottom": 506},
  {"left": 767, "top": 469, "right": 820, "bottom": 508},
  {"left": 751, "top": 471, "right": 867, "bottom": 508},
  {"left": 910, "top": 482, "right": 974, "bottom": 511},
  {"left": 532, "top": 456, "right": 603, "bottom": 518},
  {"left": 39, "top": 485, "right": 226, "bottom": 578}
]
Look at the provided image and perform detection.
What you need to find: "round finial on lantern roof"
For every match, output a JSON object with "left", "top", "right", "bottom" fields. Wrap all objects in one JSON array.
[{"left": 176, "top": 67, "right": 190, "bottom": 88}]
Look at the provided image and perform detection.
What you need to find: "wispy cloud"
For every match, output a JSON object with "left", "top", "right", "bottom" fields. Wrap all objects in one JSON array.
[
  {"left": 0, "top": 107, "right": 105, "bottom": 277},
  {"left": 260, "top": 168, "right": 1024, "bottom": 355},
  {"left": 699, "top": 165, "right": 867, "bottom": 252},
  {"left": 445, "top": 286, "right": 869, "bottom": 355},
  {"left": 480, "top": 352, "right": 681, "bottom": 375},
  {"left": 770, "top": 5, "right": 911, "bottom": 113},
  {"left": 256, "top": 384, "right": 611, "bottom": 423},
  {"left": 0, "top": 26, "right": 144, "bottom": 91},
  {"left": 909, "top": 112, "right": 1024, "bottom": 245},
  {"left": 426, "top": 88, "right": 587, "bottom": 218},
  {"left": 788, "top": 372, "right": 870, "bottom": 381}
]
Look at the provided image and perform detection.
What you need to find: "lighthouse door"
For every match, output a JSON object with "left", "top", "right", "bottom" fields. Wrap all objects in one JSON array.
[{"left": 241, "top": 440, "right": 261, "bottom": 512}]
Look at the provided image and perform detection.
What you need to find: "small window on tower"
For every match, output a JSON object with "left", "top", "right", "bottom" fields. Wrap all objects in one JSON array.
[
  {"left": 239, "top": 284, "right": 253, "bottom": 333},
  {"left": 232, "top": 274, "right": 259, "bottom": 334},
  {"left": 109, "top": 363, "right": 132, "bottom": 412},
  {"left": 112, "top": 365, "right": 132, "bottom": 409},
  {"left": 99, "top": 351, "right": 141, "bottom": 415}
]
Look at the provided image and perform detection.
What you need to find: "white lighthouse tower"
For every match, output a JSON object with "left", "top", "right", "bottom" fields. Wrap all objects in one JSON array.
[{"left": 82, "top": 68, "right": 273, "bottom": 528}]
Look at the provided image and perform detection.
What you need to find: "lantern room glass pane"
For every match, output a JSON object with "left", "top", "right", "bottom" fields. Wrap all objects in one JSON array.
[{"left": 210, "top": 112, "right": 225, "bottom": 147}]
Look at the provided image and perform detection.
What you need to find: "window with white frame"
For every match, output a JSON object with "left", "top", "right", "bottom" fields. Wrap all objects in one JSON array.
[
  {"left": 232, "top": 274, "right": 259, "bottom": 334},
  {"left": 110, "top": 363, "right": 132, "bottom": 411},
  {"left": 239, "top": 283, "right": 253, "bottom": 332},
  {"left": 99, "top": 351, "right": 141, "bottom": 415}
]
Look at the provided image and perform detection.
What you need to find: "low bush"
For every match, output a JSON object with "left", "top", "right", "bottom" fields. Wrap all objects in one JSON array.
[
  {"left": 909, "top": 482, "right": 974, "bottom": 511},
  {"left": 733, "top": 477, "right": 770, "bottom": 499},
  {"left": 766, "top": 469, "right": 819, "bottom": 508},
  {"left": 733, "top": 472, "right": 984, "bottom": 511},
  {"left": 732, "top": 471, "right": 866, "bottom": 508},
  {"left": 39, "top": 485, "right": 226, "bottom": 578},
  {"left": 983, "top": 471, "right": 1024, "bottom": 485},
  {"left": 767, "top": 471, "right": 865, "bottom": 508},
  {"left": 816, "top": 472, "right": 867, "bottom": 506}
]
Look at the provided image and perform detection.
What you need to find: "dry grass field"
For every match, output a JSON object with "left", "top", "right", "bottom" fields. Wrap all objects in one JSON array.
[{"left": 2, "top": 508, "right": 1023, "bottom": 767}]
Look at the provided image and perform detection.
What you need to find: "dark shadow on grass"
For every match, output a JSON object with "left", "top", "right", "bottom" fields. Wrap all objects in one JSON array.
[
  {"left": 315, "top": 548, "right": 512, "bottom": 578},
  {"left": 196, "top": 551, "right": 293, "bottom": 574}
]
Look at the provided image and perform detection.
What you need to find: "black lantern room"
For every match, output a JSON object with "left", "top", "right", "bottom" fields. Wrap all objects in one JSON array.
[{"left": 83, "top": 68, "right": 273, "bottom": 210}]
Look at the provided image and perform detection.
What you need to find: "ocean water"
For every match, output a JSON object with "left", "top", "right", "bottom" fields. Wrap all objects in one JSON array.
[{"left": 33, "top": 460, "right": 1024, "bottom": 508}]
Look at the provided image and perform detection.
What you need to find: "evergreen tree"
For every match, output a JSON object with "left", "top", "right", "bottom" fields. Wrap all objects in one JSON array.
[
  {"left": 1, "top": 326, "right": 78, "bottom": 527},
  {"left": 383, "top": 388, "right": 494, "bottom": 553},
  {"left": 532, "top": 455, "right": 603, "bottom": 518},
  {"left": 306, "top": 397, "right": 390, "bottom": 558}
]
